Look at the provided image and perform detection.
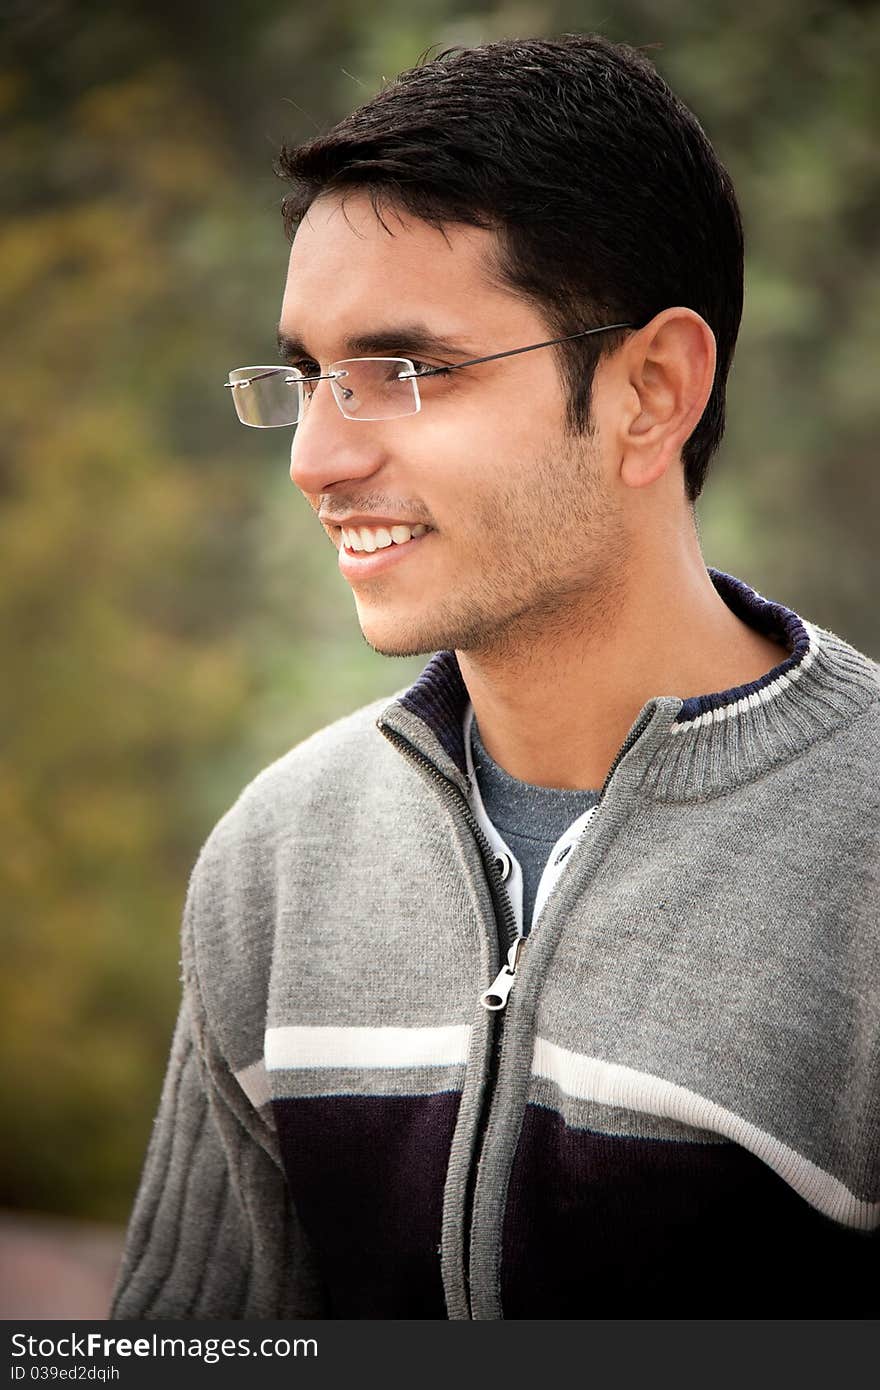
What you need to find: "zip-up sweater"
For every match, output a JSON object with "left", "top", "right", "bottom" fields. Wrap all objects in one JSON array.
[{"left": 111, "top": 570, "right": 880, "bottom": 1320}]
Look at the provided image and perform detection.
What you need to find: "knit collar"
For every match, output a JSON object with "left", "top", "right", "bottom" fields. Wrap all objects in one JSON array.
[{"left": 377, "top": 568, "right": 878, "bottom": 801}]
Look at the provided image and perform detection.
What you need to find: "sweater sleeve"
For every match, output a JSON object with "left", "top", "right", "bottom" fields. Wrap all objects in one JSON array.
[{"left": 110, "top": 881, "right": 329, "bottom": 1319}]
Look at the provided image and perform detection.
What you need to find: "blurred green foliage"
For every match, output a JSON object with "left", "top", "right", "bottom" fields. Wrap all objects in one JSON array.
[{"left": 1, "top": 0, "right": 877, "bottom": 1220}]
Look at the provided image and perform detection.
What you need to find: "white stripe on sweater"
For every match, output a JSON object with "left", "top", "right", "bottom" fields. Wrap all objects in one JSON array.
[
  {"left": 264, "top": 1023, "right": 472, "bottom": 1071},
  {"left": 531, "top": 1035, "right": 879, "bottom": 1231}
]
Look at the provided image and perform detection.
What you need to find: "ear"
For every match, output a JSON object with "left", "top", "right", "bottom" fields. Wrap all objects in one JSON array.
[{"left": 617, "top": 308, "right": 716, "bottom": 490}]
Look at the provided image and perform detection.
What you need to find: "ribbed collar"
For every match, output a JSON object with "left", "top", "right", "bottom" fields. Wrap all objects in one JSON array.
[{"left": 376, "top": 568, "right": 878, "bottom": 802}]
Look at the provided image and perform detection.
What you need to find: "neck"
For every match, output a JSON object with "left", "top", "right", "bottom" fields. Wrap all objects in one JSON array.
[{"left": 455, "top": 529, "right": 786, "bottom": 790}]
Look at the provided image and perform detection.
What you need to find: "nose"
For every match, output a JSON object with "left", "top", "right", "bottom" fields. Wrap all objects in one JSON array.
[{"left": 288, "top": 377, "right": 387, "bottom": 496}]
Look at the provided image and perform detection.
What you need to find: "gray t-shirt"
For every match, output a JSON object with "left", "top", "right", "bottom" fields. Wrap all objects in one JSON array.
[{"left": 470, "top": 717, "right": 600, "bottom": 934}]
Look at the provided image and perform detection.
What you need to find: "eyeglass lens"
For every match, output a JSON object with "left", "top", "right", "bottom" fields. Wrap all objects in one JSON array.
[{"left": 227, "top": 358, "right": 421, "bottom": 428}]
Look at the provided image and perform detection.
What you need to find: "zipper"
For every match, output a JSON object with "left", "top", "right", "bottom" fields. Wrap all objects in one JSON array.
[
  {"left": 378, "top": 728, "right": 518, "bottom": 1319},
  {"left": 600, "top": 706, "right": 654, "bottom": 795},
  {"left": 379, "top": 730, "right": 519, "bottom": 953},
  {"left": 479, "top": 935, "right": 526, "bottom": 1010},
  {"left": 381, "top": 705, "right": 655, "bottom": 1318}
]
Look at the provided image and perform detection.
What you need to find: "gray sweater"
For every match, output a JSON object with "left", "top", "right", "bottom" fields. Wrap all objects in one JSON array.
[{"left": 111, "top": 570, "right": 879, "bottom": 1319}]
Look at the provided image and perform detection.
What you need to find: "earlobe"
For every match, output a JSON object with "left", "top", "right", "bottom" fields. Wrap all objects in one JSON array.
[{"left": 619, "top": 310, "right": 716, "bottom": 490}]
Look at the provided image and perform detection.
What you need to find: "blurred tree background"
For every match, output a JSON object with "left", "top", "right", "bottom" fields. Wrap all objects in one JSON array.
[{"left": 1, "top": 0, "right": 877, "bottom": 1223}]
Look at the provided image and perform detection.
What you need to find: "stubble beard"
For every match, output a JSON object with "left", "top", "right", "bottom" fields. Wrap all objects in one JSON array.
[{"left": 356, "top": 433, "right": 628, "bottom": 665}]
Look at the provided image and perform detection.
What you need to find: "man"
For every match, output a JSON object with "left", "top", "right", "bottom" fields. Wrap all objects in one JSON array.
[{"left": 112, "top": 35, "right": 878, "bottom": 1319}]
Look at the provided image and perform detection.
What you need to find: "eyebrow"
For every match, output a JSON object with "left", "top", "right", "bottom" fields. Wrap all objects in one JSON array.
[{"left": 275, "top": 323, "right": 480, "bottom": 362}]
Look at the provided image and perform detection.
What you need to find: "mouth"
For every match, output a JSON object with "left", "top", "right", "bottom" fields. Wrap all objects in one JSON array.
[
  {"left": 336, "top": 522, "right": 433, "bottom": 555},
  {"left": 334, "top": 521, "right": 435, "bottom": 582}
]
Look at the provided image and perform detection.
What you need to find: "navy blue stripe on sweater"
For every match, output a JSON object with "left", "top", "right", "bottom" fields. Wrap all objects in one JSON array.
[
  {"left": 500, "top": 1102, "right": 876, "bottom": 1318},
  {"left": 273, "top": 1093, "right": 456, "bottom": 1318},
  {"left": 271, "top": 1086, "right": 874, "bottom": 1318}
]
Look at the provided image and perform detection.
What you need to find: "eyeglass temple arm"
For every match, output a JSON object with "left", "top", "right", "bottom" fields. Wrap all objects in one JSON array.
[
  {"left": 399, "top": 322, "right": 636, "bottom": 379},
  {"left": 226, "top": 324, "right": 636, "bottom": 387}
]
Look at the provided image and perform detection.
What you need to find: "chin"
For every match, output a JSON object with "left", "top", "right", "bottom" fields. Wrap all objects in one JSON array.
[
  {"left": 355, "top": 607, "right": 442, "bottom": 660},
  {"left": 360, "top": 630, "right": 440, "bottom": 660}
]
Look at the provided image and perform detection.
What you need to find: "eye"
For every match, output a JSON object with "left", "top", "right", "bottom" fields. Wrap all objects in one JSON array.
[
  {"left": 287, "top": 358, "right": 321, "bottom": 378},
  {"left": 407, "top": 359, "right": 449, "bottom": 378}
]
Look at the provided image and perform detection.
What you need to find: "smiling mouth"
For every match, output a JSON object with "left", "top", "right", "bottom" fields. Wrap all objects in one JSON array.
[{"left": 338, "top": 522, "right": 433, "bottom": 554}]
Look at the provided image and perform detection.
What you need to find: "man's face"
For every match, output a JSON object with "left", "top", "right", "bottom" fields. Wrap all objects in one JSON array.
[{"left": 280, "top": 190, "right": 627, "bottom": 660}]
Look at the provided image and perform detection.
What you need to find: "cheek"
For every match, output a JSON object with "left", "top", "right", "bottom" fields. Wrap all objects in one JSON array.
[{"left": 417, "top": 395, "right": 537, "bottom": 499}]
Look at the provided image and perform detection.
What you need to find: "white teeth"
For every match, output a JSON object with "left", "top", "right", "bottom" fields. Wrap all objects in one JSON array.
[{"left": 341, "top": 522, "right": 431, "bottom": 552}]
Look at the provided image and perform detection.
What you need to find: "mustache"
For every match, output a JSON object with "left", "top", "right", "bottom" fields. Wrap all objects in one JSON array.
[{"left": 315, "top": 504, "right": 434, "bottom": 529}]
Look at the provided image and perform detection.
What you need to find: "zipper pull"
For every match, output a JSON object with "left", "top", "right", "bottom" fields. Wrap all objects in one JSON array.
[{"left": 479, "top": 936, "right": 525, "bottom": 1012}]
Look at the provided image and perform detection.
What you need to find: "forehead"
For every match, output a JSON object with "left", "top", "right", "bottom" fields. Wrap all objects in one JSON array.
[{"left": 279, "top": 191, "right": 523, "bottom": 343}]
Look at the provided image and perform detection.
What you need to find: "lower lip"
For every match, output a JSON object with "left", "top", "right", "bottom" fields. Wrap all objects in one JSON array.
[{"left": 337, "top": 531, "right": 434, "bottom": 581}]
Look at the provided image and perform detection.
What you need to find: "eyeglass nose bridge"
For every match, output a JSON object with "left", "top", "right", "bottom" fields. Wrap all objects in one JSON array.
[
  {"left": 304, "top": 362, "right": 417, "bottom": 417},
  {"left": 299, "top": 366, "right": 353, "bottom": 407}
]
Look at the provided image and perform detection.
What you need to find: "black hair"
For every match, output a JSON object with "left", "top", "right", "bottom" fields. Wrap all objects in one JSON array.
[{"left": 275, "top": 34, "right": 744, "bottom": 501}]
